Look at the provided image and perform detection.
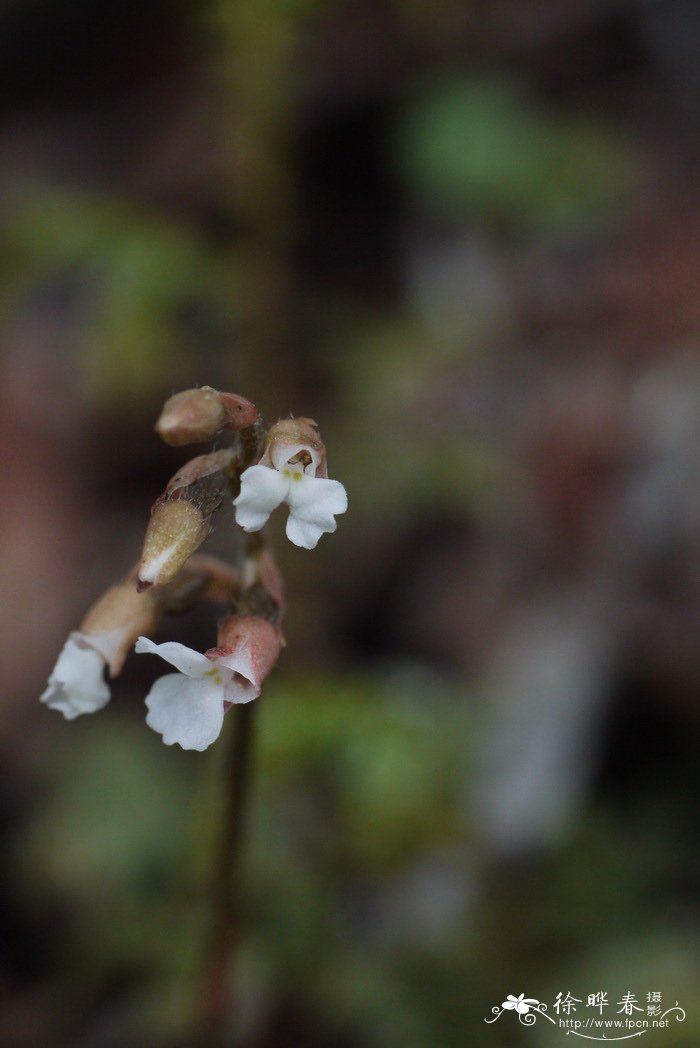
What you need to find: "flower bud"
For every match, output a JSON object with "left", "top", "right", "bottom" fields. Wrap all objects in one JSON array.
[
  {"left": 218, "top": 392, "right": 259, "bottom": 431},
  {"left": 138, "top": 501, "right": 210, "bottom": 590},
  {"left": 155, "top": 387, "right": 258, "bottom": 446},
  {"left": 138, "top": 450, "right": 236, "bottom": 589}
]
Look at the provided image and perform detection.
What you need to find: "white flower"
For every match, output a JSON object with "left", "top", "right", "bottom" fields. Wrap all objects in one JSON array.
[
  {"left": 40, "top": 630, "right": 123, "bottom": 719},
  {"left": 136, "top": 633, "right": 265, "bottom": 751},
  {"left": 502, "top": 994, "right": 539, "bottom": 1015},
  {"left": 234, "top": 440, "right": 347, "bottom": 550}
]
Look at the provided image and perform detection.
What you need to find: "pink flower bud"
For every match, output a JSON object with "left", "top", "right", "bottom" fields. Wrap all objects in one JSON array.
[
  {"left": 155, "top": 387, "right": 258, "bottom": 446},
  {"left": 156, "top": 387, "right": 227, "bottom": 446},
  {"left": 138, "top": 450, "right": 236, "bottom": 589},
  {"left": 217, "top": 392, "right": 259, "bottom": 431}
]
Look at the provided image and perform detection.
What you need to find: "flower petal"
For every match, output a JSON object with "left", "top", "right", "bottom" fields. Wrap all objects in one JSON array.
[
  {"left": 234, "top": 465, "right": 290, "bottom": 532},
  {"left": 222, "top": 677, "right": 259, "bottom": 704},
  {"left": 216, "top": 644, "right": 254, "bottom": 681},
  {"left": 40, "top": 636, "right": 111, "bottom": 719},
  {"left": 144, "top": 673, "right": 225, "bottom": 751},
  {"left": 285, "top": 476, "right": 348, "bottom": 549},
  {"left": 270, "top": 442, "right": 320, "bottom": 475},
  {"left": 135, "top": 636, "right": 212, "bottom": 678}
]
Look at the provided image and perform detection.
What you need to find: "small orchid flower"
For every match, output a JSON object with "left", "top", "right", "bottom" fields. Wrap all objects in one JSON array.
[
  {"left": 502, "top": 994, "right": 539, "bottom": 1015},
  {"left": 41, "top": 631, "right": 115, "bottom": 719},
  {"left": 41, "top": 577, "right": 160, "bottom": 720},
  {"left": 136, "top": 616, "right": 281, "bottom": 751},
  {"left": 234, "top": 419, "right": 347, "bottom": 550}
]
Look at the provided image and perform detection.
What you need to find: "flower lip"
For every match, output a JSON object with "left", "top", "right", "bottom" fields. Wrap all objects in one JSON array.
[{"left": 233, "top": 462, "right": 347, "bottom": 550}]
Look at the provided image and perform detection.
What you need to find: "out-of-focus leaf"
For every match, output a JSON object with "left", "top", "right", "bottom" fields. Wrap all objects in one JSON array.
[
  {"left": 1, "top": 188, "right": 220, "bottom": 401},
  {"left": 397, "top": 77, "right": 635, "bottom": 231}
]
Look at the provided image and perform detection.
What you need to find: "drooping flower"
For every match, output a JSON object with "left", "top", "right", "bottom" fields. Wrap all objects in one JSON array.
[
  {"left": 502, "top": 994, "right": 539, "bottom": 1015},
  {"left": 41, "top": 577, "right": 159, "bottom": 719},
  {"left": 41, "top": 632, "right": 114, "bottom": 719},
  {"left": 233, "top": 419, "right": 347, "bottom": 550},
  {"left": 136, "top": 615, "right": 281, "bottom": 751}
]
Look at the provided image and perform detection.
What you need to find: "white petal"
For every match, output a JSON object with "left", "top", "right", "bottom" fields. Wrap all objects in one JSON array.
[
  {"left": 216, "top": 645, "right": 256, "bottom": 685},
  {"left": 233, "top": 465, "right": 290, "bottom": 531},
  {"left": 222, "top": 678, "right": 259, "bottom": 704},
  {"left": 285, "top": 476, "right": 348, "bottom": 549},
  {"left": 135, "top": 636, "right": 212, "bottom": 678},
  {"left": 219, "top": 645, "right": 260, "bottom": 704},
  {"left": 40, "top": 636, "right": 111, "bottom": 719},
  {"left": 144, "top": 673, "right": 225, "bottom": 751},
  {"left": 270, "top": 442, "right": 320, "bottom": 475}
]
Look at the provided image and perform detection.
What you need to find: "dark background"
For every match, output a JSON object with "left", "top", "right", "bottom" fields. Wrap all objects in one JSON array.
[{"left": 1, "top": 0, "right": 700, "bottom": 1045}]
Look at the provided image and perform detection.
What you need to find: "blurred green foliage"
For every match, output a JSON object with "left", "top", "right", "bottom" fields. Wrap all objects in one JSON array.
[
  {"left": 20, "top": 672, "right": 470, "bottom": 1041},
  {"left": 1, "top": 189, "right": 218, "bottom": 400},
  {"left": 325, "top": 313, "right": 511, "bottom": 521},
  {"left": 397, "top": 77, "right": 635, "bottom": 231},
  {"left": 20, "top": 675, "right": 699, "bottom": 1047}
]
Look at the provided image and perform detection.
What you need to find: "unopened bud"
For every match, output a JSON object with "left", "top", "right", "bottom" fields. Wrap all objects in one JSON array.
[
  {"left": 218, "top": 392, "right": 259, "bottom": 430},
  {"left": 155, "top": 387, "right": 258, "bottom": 446},
  {"left": 138, "top": 501, "right": 210, "bottom": 590},
  {"left": 138, "top": 450, "right": 236, "bottom": 589}
]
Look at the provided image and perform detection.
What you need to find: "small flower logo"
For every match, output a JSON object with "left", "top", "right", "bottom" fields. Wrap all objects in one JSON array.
[{"left": 502, "top": 993, "right": 539, "bottom": 1015}]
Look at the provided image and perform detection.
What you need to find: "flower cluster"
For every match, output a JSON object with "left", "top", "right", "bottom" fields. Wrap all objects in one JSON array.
[{"left": 40, "top": 394, "right": 347, "bottom": 750}]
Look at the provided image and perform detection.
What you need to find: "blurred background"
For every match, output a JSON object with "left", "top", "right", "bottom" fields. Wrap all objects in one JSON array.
[{"left": 2, "top": 0, "right": 700, "bottom": 1044}]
